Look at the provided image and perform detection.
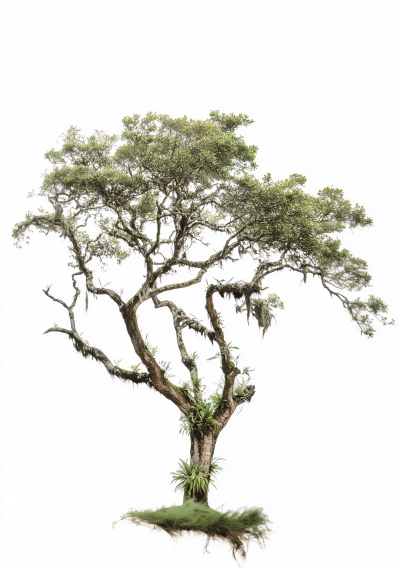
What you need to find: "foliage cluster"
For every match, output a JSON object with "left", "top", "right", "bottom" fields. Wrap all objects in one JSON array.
[
  {"left": 177, "top": 370, "right": 254, "bottom": 437},
  {"left": 12, "top": 111, "right": 393, "bottom": 341},
  {"left": 170, "top": 456, "right": 225, "bottom": 498}
]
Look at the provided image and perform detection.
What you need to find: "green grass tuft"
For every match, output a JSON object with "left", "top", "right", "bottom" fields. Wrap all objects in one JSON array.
[{"left": 114, "top": 499, "right": 272, "bottom": 563}]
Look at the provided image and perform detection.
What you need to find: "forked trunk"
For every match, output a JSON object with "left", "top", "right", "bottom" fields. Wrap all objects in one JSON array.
[{"left": 183, "top": 429, "right": 219, "bottom": 507}]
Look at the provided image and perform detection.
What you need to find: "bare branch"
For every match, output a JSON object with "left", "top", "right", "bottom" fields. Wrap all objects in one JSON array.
[{"left": 149, "top": 268, "right": 208, "bottom": 299}]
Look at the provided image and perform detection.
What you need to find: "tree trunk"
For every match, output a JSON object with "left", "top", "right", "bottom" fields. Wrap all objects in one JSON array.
[{"left": 183, "top": 429, "right": 219, "bottom": 507}]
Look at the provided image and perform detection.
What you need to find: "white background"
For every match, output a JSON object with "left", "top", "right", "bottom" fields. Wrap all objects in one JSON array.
[{"left": 1, "top": 1, "right": 399, "bottom": 567}]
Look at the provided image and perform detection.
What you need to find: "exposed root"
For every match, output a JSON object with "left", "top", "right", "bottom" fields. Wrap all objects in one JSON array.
[{"left": 114, "top": 499, "right": 272, "bottom": 564}]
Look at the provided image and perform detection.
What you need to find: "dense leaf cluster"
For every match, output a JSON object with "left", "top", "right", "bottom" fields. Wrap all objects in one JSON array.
[{"left": 170, "top": 456, "right": 225, "bottom": 499}]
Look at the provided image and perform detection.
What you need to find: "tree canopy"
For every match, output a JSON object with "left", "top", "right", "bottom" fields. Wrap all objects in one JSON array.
[{"left": 13, "top": 111, "right": 393, "bottom": 425}]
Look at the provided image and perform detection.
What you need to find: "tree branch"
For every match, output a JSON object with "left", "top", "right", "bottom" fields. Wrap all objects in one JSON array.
[
  {"left": 152, "top": 296, "right": 202, "bottom": 402},
  {"left": 42, "top": 277, "right": 153, "bottom": 389}
]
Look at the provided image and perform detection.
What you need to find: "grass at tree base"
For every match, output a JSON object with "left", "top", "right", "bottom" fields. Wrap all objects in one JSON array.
[{"left": 114, "top": 498, "right": 272, "bottom": 563}]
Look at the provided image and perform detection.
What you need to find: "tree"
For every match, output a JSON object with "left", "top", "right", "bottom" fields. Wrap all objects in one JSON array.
[{"left": 12, "top": 111, "right": 394, "bottom": 560}]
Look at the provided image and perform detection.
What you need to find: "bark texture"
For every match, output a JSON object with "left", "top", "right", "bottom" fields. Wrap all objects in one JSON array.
[{"left": 183, "top": 429, "right": 219, "bottom": 506}]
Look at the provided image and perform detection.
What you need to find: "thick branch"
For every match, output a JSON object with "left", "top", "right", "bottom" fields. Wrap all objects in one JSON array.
[
  {"left": 120, "top": 303, "right": 193, "bottom": 412},
  {"left": 42, "top": 280, "right": 153, "bottom": 389},
  {"left": 176, "top": 234, "right": 244, "bottom": 270},
  {"left": 125, "top": 268, "right": 208, "bottom": 317},
  {"left": 152, "top": 296, "right": 201, "bottom": 402},
  {"left": 203, "top": 280, "right": 263, "bottom": 427},
  {"left": 179, "top": 317, "right": 216, "bottom": 344}
]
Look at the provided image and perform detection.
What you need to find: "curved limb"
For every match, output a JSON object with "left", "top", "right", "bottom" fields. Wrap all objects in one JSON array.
[
  {"left": 253, "top": 258, "right": 394, "bottom": 337},
  {"left": 152, "top": 296, "right": 202, "bottom": 402},
  {"left": 42, "top": 274, "right": 153, "bottom": 389},
  {"left": 205, "top": 280, "right": 261, "bottom": 427}
]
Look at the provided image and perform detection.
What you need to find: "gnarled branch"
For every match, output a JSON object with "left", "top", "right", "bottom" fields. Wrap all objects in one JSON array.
[{"left": 42, "top": 275, "right": 153, "bottom": 389}]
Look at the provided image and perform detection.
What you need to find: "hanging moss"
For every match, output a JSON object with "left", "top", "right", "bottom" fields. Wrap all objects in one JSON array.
[{"left": 67, "top": 334, "right": 156, "bottom": 391}]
